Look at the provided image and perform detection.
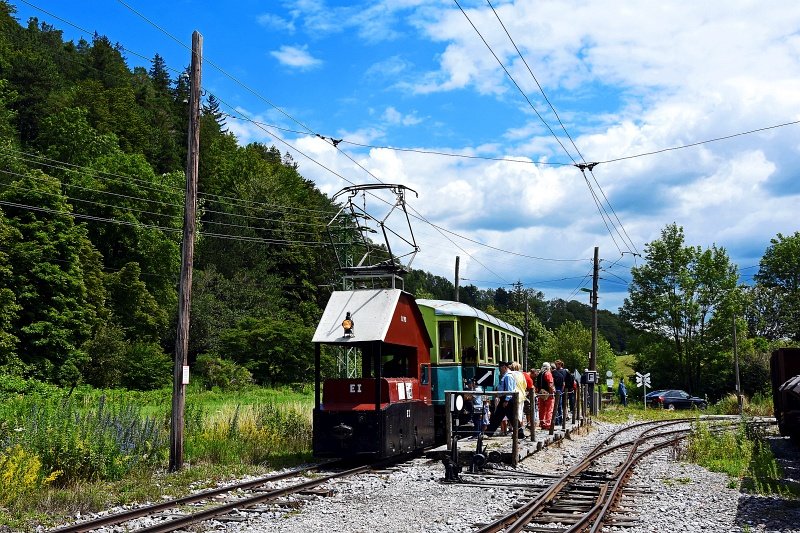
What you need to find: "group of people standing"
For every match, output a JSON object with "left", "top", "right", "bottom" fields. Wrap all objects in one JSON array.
[{"left": 471, "top": 359, "right": 578, "bottom": 439}]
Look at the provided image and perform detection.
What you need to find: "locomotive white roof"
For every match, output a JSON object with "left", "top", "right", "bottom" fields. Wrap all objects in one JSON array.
[
  {"left": 415, "top": 299, "right": 523, "bottom": 336},
  {"left": 313, "top": 288, "right": 406, "bottom": 343}
]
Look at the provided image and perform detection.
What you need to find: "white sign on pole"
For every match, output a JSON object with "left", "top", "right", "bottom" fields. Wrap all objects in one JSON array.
[{"left": 636, "top": 371, "right": 652, "bottom": 409}]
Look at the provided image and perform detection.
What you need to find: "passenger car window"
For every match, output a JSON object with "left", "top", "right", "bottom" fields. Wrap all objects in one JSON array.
[{"left": 438, "top": 321, "right": 455, "bottom": 361}]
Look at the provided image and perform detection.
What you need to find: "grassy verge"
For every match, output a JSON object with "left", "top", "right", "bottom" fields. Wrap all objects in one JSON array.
[
  {"left": 596, "top": 394, "right": 797, "bottom": 498},
  {"left": 0, "top": 383, "right": 314, "bottom": 531}
]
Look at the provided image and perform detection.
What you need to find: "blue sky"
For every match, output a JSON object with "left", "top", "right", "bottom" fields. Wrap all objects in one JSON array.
[{"left": 11, "top": 0, "right": 800, "bottom": 311}]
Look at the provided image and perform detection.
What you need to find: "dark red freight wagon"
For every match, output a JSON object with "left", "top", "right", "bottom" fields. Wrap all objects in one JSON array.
[{"left": 770, "top": 348, "right": 800, "bottom": 442}]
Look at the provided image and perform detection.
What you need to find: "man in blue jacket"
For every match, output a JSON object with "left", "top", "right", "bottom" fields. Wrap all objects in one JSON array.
[{"left": 484, "top": 361, "right": 517, "bottom": 437}]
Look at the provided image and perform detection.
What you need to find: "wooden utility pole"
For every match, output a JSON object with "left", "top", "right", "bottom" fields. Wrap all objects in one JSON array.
[
  {"left": 170, "top": 30, "right": 202, "bottom": 472},
  {"left": 523, "top": 296, "right": 529, "bottom": 371},
  {"left": 590, "top": 246, "right": 599, "bottom": 415},
  {"left": 454, "top": 256, "right": 460, "bottom": 302},
  {"left": 733, "top": 314, "right": 742, "bottom": 416}
]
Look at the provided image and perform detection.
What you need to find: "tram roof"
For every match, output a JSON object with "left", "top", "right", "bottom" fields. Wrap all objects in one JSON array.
[
  {"left": 313, "top": 288, "right": 425, "bottom": 344},
  {"left": 415, "top": 299, "right": 523, "bottom": 335}
]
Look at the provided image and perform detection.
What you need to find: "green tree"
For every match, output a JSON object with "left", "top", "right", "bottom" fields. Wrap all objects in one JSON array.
[
  {"left": 742, "top": 285, "right": 784, "bottom": 341},
  {"left": 620, "top": 223, "right": 739, "bottom": 393},
  {"left": 105, "top": 262, "right": 168, "bottom": 344},
  {"left": 754, "top": 231, "right": 800, "bottom": 341},
  {"left": 541, "top": 320, "right": 614, "bottom": 375},
  {"left": 0, "top": 170, "right": 94, "bottom": 381},
  {"left": 0, "top": 211, "right": 21, "bottom": 367},
  {"left": 36, "top": 106, "right": 119, "bottom": 168},
  {"left": 219, "top": 316, "right": 314, "bottom": 385}
]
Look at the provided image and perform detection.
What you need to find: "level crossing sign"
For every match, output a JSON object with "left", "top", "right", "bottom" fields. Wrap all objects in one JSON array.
[{"left": 636, "top": 371, "right": 651, "bottom": 410}]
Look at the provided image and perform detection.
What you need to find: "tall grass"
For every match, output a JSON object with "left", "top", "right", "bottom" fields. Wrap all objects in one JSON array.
[
  {"left": 685, "top": 421, "right": 753, "bottom": 478},
  {"left": 185, "top": 401, "right": 312, "bottom": 466},
  {"left": 0, "top": 395, "right": 166, "bottom": 484},
  {"left": 0, "top": 383, "right": 314, "bottom": 528},
  {"left": 685, "top": 420, "right": 800, "bottom": 497}
]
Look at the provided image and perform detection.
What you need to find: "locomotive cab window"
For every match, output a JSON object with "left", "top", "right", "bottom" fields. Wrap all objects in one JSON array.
[{"left": 438, "top": 321, "right": 455, "bottom": 361}]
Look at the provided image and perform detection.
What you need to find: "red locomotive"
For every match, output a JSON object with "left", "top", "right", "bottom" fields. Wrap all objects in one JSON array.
[{"left": 312, "top": 288, "right": 435, "bottom": 457}]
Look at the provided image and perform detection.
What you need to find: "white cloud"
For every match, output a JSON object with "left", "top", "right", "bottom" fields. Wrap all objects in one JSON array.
[
  {"left": 270, "top": 44, "right": 322, "bottom": 69},
  {"left": 382, "top": 106, "right": 423, "bottom": 126},
  {"left": 257, "top": 13, "right": 295, "bottom": 32}
]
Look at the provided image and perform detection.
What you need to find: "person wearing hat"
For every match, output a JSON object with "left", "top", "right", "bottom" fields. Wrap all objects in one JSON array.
[
  {"left": 537, "top": 362, "right": 555, "bottom": 429},
  {"left": 484, "top": 361, "right": 517, "bottom": 437}
]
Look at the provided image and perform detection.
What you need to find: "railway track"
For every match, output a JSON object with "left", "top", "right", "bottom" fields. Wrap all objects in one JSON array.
[
  {"left": 50, "top": 461, "right": 368, "bottom": 533},
  {"left": 473, "top": 417, "right": 745, "bottom": 533}
]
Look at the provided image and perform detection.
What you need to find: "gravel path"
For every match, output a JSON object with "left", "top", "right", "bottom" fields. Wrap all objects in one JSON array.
[{"left": 202, "top": 422, "right": 797, "bottom": 533}]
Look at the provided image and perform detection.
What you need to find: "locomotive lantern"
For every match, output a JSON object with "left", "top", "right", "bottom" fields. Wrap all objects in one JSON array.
[{"left": 342, "top": 312, "right": 354, "bottom": 337}]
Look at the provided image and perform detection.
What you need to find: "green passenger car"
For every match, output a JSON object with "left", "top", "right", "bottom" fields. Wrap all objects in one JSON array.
[{"left": 415, "top": 299, "right": 524, "bottom": 407}]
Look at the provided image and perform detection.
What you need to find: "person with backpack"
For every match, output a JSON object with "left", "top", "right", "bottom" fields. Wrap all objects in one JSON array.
[
  {"left": 552, "top": 360, "right": 567, "bottom": 426},
  {"left": 564, "top": 364, "right": 576, "bottom": 422},
  {"left": 536, "top": 362, "right": 555, "bottom": 429}
]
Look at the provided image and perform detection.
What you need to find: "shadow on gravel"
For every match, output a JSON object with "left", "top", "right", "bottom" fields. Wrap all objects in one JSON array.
[{"left": 735, "top": 436, "right": 800, "bottom": 532}]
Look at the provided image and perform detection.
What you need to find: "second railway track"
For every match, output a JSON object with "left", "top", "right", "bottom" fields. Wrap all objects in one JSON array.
[{"left": 473, "top": 417, "right": 749, "bottom": 533}]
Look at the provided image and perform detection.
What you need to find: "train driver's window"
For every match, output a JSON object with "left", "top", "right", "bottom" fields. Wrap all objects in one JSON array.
[
  {"left": 421, "top": 364, "right": 430, "bottom": 385},
  {"left": 438, "top": 321, "right": 455, "bottom": 361}
]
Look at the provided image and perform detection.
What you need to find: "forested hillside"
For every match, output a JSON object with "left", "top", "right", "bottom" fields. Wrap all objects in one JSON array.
[{"left": 0, "top": 2, "right": 346, "bottom": 388}]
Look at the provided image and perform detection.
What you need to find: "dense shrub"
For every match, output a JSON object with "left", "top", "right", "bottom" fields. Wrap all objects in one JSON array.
[
  {"left": 0, "top": 374, "right": 59, "bottom": 399},
  {"left": 194, "top": 354, "right": 252, "bottom": 391},
  {"left": 122, "top": 343, "right": 172, "bottom": 391}
]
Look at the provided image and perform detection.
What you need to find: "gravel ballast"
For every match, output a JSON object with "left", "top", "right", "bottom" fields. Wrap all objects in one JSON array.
[
  {"left": 49, "top": 421, "right": 800, "bottom": 533},
  {"left": 232, "top": 422, "right": 800, "bottom": 533}
]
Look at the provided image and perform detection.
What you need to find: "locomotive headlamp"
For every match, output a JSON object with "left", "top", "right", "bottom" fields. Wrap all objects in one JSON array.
[
  {"left": 342, "top": 312, "right": 354, "bottom": 337},
  {"left": 450, "top": 393, "right": 464, "bottom": 412}
]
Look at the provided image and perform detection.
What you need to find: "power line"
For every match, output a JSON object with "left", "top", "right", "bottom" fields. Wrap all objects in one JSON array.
[
  {"left": 456, "top": 0, "right": 638, "bottom": 257},
  {"left": 594, "top": 120, "right": 800, "bottom": 166},
  {"left": 1, "top": 145, "right": 339, "bottom": 220},
  {"left": 220, "top": 113, "right": 570, "bottom": 167},
  {"left": 0, "top": 199, "right": 335, "bottom": 247}
]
